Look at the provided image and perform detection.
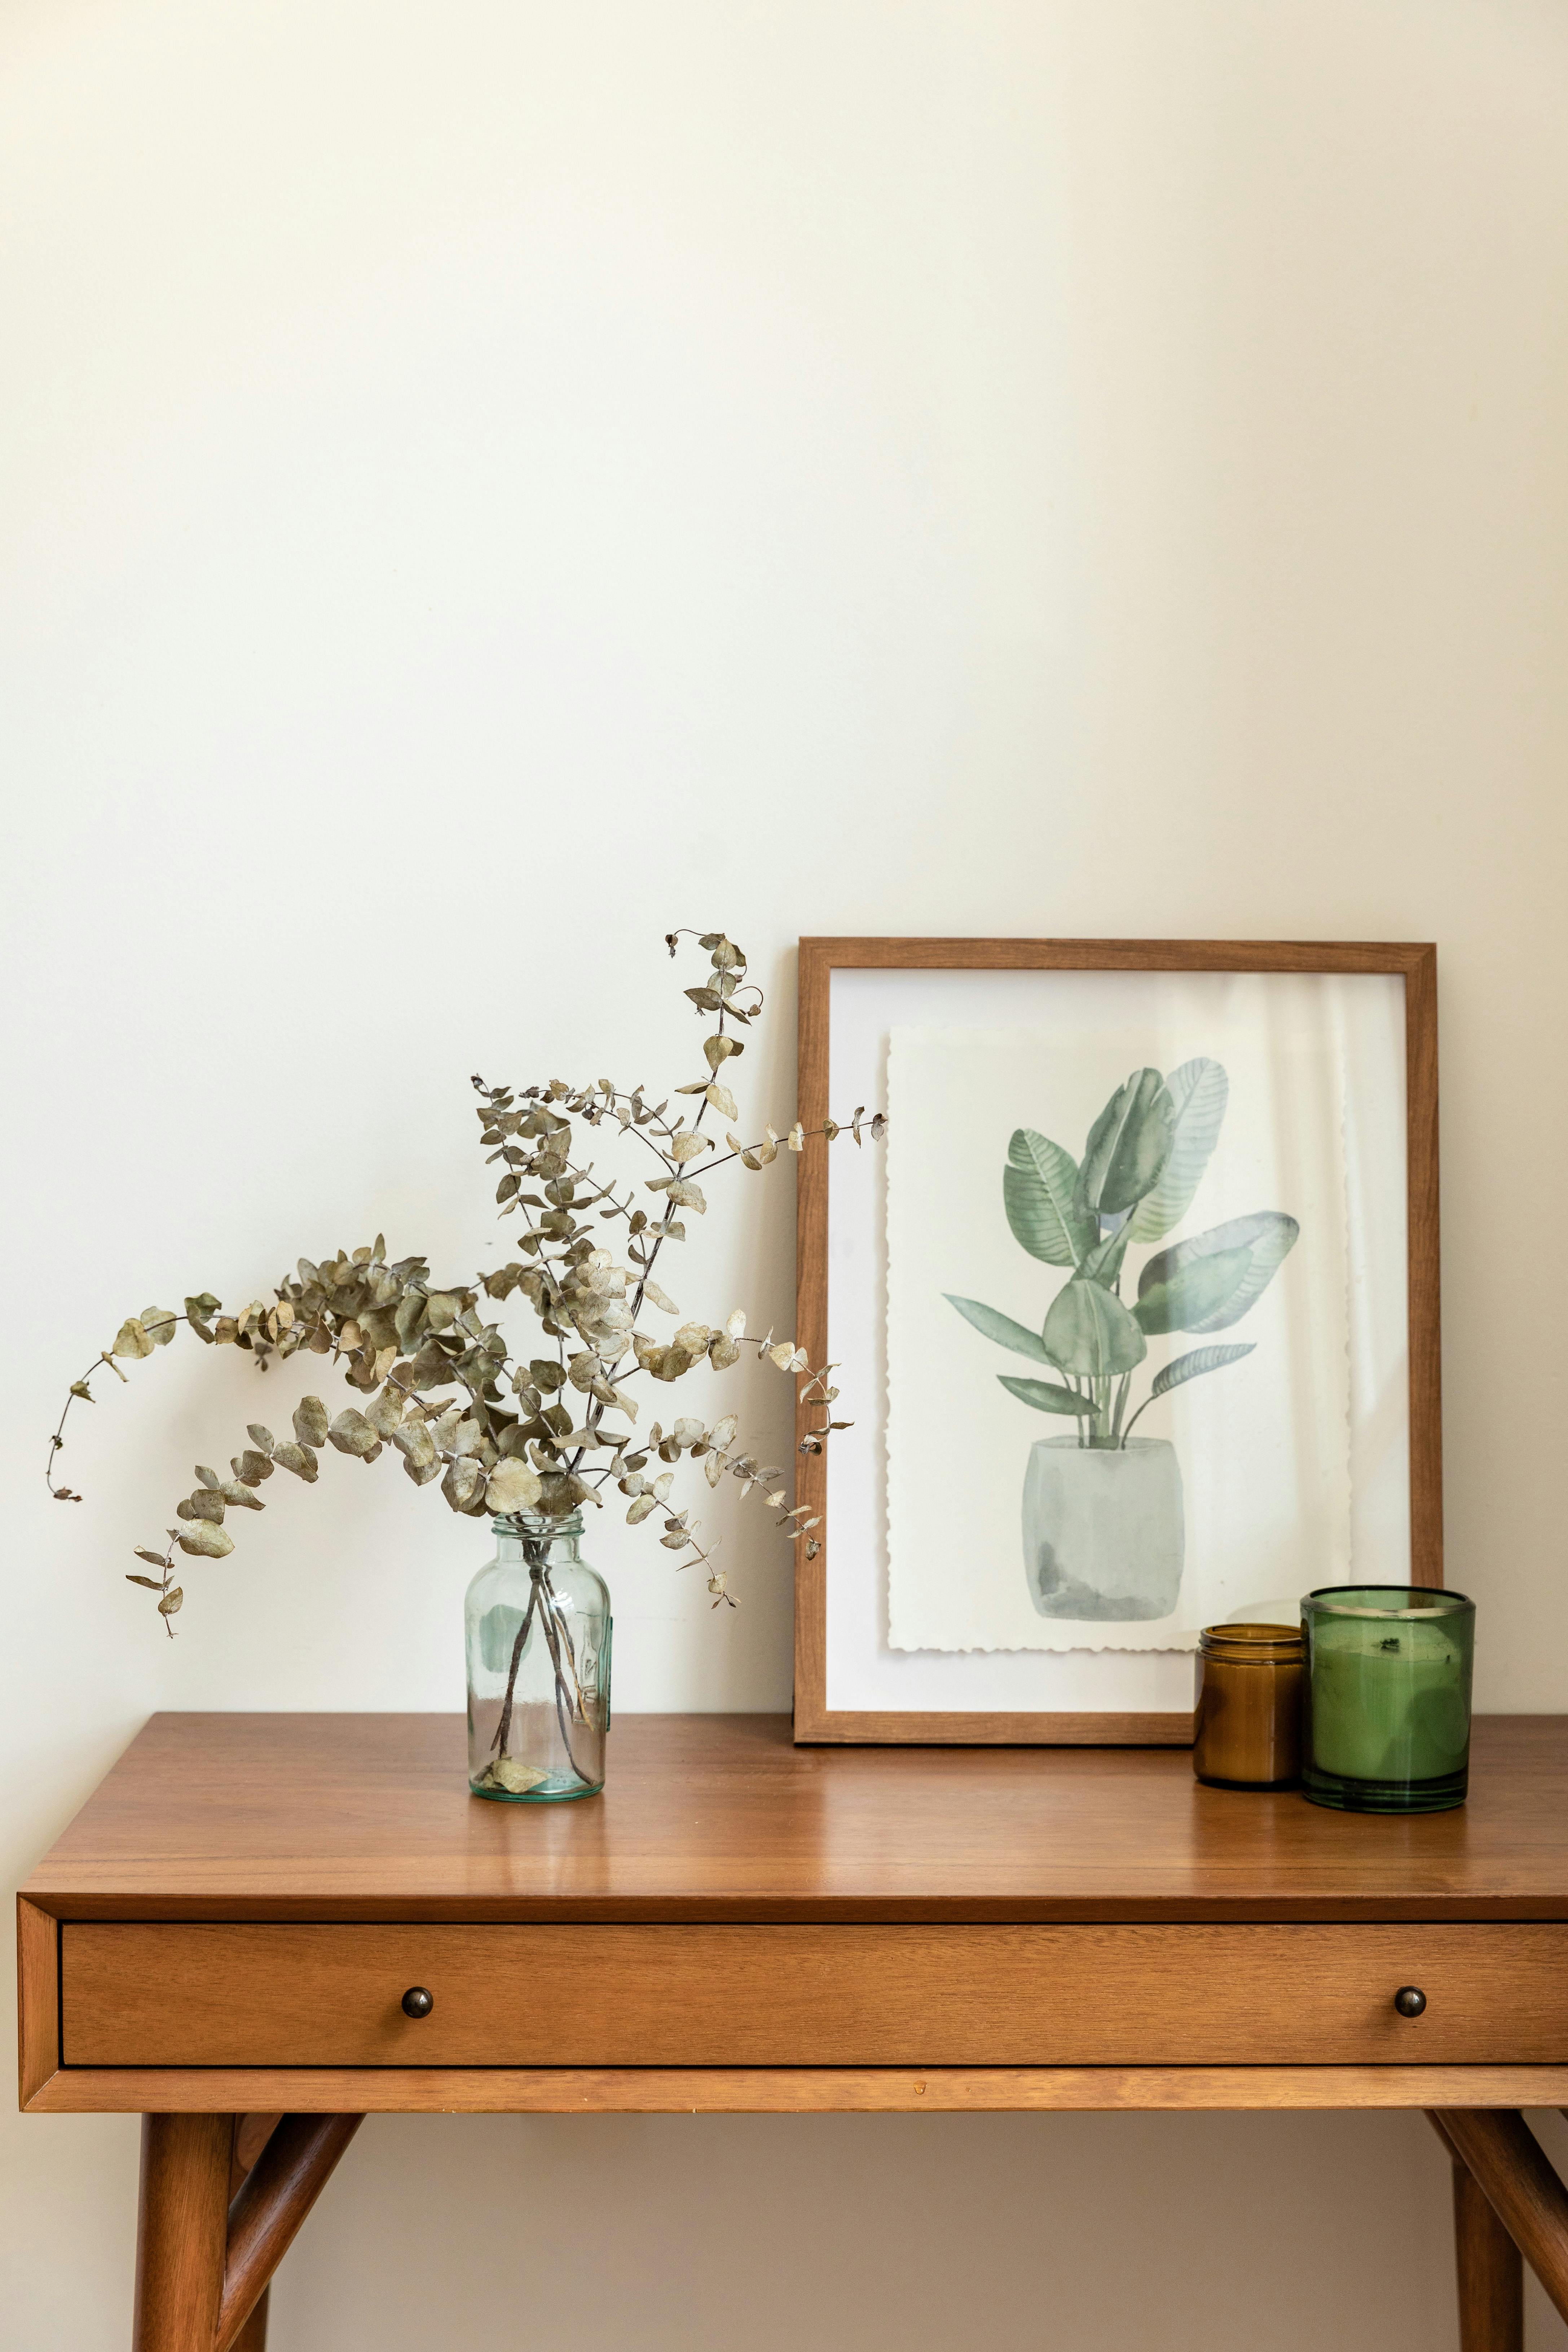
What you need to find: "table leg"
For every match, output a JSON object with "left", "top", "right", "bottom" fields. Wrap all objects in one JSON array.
[
  {"left": 1433, "top": 2109, "right": 1568, "bottom": 2331},
  {"left": 230, "top": 2287, "right": 269, "bottom": 2351},
  {"left": 229, "top": 2118, "right": 282, "bottom": 2352},
  {"left": 215, "top": 2114, "right": 362, "bottom": 2352},
  {"left": 1452, "top": 2154, "right": 1524, "bottom": 2351},
  {"left": 131, "top": 2114, "right": 233, "bottom": 2352}
]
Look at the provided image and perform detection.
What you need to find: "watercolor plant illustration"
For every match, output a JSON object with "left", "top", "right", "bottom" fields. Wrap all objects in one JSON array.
[{"left": 945, "top": 1060, "right": 1298, "bottom": 1619}]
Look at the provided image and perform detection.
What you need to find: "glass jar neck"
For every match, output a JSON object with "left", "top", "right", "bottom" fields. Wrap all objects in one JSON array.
[
  {"left": 1199, "top": 1624, "right": 1304, "bottom": 1665},
  {"left": 493, "top": 1510, "right": 583, "bottom": 1568}
]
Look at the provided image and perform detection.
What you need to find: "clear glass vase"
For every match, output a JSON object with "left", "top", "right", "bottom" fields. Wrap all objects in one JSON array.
[{"left": 466, "top": 1510, "right": 611, "bottom": 1801}]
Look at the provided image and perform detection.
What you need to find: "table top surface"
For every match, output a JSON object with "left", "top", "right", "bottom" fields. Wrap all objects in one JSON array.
[{"left": 21, "top": 1712, "right": 1568, "bottom": 1925}]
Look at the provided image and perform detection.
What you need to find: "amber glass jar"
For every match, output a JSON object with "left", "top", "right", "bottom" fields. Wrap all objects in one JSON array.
[{"left": 1193, "top": 1624, "right": 1304, "bottom": 1789}]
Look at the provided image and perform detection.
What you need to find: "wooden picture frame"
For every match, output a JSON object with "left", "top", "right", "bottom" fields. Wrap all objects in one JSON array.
[{"left": 792, "top": 938, "right": 1440, "bottom": 1745}]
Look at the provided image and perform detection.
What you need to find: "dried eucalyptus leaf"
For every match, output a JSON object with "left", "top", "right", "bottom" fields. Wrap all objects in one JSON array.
[
  {"left": 126, "top": 1573, "right": 163, "bottom": 1590},
  {"left": 235, "top": 1449, "right": 274, "bottom": 1485},
  {"left": 441, "top": 1456, "right": 486, "bottom": 1514},
  {"left": 293, "top": 1396, "right": 329, "bottom": 1448},
  {"left": 704, "top": 1452, "right": 725, "bottom": 1487},
  {"left": 176, "top": 1521, "right": 233, "bottom": 1558},
  {"left": 706, "top": 1084, "right": 738, "bottom": 1119},
  {"left": 193, "top": 1465, "right": 221, "bottom": 1489},
  {"left": 393, "top": 1417, "right": 437, "bottom": 1470},
  {"left": 158, "top": 1586, "right": 185, "bottom": 1614},
  {"left": 429, "top": 1405, "right": 463, "bottom": 1450},
  {"left": 643, "top": 1281, "right": 679, "bottom": 1315},
  {"left": 111, "top": 1317, "right": 154, "bottom": 1361},
  {"left": 247, "top": 1424, "right": 276, "bottom": 1454},
  {"left": 488, "top": 1756, "right": 550, "bottom": 1794},
  {"left": 486, "top": 1457, "right": 543, "bottom": 1514},
  {"left": 186, "top": 1488, "right": 225, "bottom": 1524},
  {"left": 626, "top": 1493, "right": 657, "bottom": 1524},
  {"left": 141, "top": 1306, "right": 179, "bottom": 1348},
  {"left": 366, "top": 1386, "right": 406, "bottom": 1438},
  {"left": 670, "top": 1134, "right": 710, "bottom": 1164},
  {"left": 708, "top": 1334, "right": 740, "bottom": 1370},
  {"left": 327, "top": 1408, "right": 378, "bottom": 1457},
  {"left": 220, "top": 1481, "right": 265, "bottom": 1510},
  {"left": 273, "top": 1442, "right": 319, "bottom": 1482},
  {"left": 402, "top": 1449, "right": 444, "bottom": 1488}
]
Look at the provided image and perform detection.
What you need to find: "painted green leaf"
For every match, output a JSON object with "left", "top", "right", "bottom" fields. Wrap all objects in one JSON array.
[
  {"left": 1003, "top": 1130, "right": 1094, "bottom": 1267},
  {"left": 1042, "top": 1278, "right": 1148, "bottom": 1377},
  {"left": 1080, "top": 1225, "right": 1132, "bottom": 1290},
  {"left": 998, "top": 1374, "right": 1095, "bottom": 1415},
  {"left": 1133, "top": 1246, "right": 1251, "bottom": 1334},
  {"left": 1150, "top": 1342, "right": 1255, "bottom": 1399},
  {"left": 944, "top": 1294, "right": 1054, "bottom": 1364},
  {"left": 1076, "top": 1070, "right": 1175, "bottom": 1216},
  {"left": 1127, "top": 1059, "right": 1229, "bottom": 1242},
  {"left": 1134, "top": 1212, "right": 1299, "bottom": 1335}
]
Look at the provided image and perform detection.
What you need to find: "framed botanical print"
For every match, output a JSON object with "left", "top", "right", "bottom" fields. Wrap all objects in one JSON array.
[{"left": 791, "top": 938, "right": 1440, "bottom": 1745}]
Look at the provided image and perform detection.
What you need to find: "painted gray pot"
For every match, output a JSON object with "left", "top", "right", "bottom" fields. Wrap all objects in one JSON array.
[{"left": 1022, "top": 1436, "right": 1185, "bottom": 1621}]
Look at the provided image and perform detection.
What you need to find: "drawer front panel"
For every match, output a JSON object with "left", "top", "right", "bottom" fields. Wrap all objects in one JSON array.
[{"left": 60, "top": 1922, "right": 1568, "bottom": 2069}]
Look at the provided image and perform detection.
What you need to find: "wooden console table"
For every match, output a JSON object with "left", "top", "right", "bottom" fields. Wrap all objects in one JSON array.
[{"left": 21, "top": 1711, "right": 1568, "bottom": 2350}]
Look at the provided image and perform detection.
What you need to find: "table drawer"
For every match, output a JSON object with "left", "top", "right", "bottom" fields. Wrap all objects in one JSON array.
[{"left": 59, "top": 1922, "right": 1568, "bottom": 2068}]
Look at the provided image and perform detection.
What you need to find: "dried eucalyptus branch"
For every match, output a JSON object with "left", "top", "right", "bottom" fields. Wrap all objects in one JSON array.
[{"left": 50, "top": 930, "right": 884, "bottom": 1629}]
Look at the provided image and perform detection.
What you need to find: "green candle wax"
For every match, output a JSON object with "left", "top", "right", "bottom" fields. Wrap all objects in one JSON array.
[{"left": 1307, "top": 1620, "right": 1470, "bottom": 1783}]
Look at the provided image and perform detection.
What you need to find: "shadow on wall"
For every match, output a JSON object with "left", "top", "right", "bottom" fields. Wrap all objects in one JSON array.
[{"left": 265, "top": 2107, "right": 1568, "bottom": 2351}]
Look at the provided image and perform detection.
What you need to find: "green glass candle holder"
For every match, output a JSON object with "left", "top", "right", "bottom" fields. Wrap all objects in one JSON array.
[{"left": 1301, "top": 1586, "right": 1475, "bottom": 1813}]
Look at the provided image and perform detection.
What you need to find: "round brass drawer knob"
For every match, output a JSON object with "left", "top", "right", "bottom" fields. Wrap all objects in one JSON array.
[
  {"left": 401, "top": 1986, "right": 434, "bottom": 2019},
  {"left": 1394, "top": 1985, "right": 1427, "bottom": 2018}
]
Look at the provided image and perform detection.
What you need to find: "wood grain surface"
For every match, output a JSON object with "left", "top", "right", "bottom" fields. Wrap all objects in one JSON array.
[
  {"left": 1449, "top": 2149, "right": 1524, "bottom": 2352},
  {"left": 16, "top": 1898, "right": 57, "bottom": 2105},
  {"left": 60, "top": 1921, "right": 1568, "bottom": 2069},
  {"left": 130, "top": 2113, "right": 231, "bottom": 2352},
  {"left": 31, "top": 2064, "right": 1568, "bottom": 2117},
  {"left": 215, "top": 2114, "right": 362, "bottom": 2352},
  {"left": 1435, "top": 2110, "right": 1568, "bottom": 2330},
  {"left": 792, "top": 935, "right": 1442, "bottom": 1741},
  {"left": 20, "top": 1713, "right": 1568, "bottom": 1926}
]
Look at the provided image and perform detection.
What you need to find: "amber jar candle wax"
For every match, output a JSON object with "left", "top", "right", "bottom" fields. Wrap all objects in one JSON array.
[{"left": 1193, "top": 1624, "right": 1304, "bottom": 1788}]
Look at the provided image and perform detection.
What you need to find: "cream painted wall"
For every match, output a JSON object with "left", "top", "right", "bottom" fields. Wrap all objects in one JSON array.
[{"left": 4, "top": 1, "right": 1568, "bottom": 2344}]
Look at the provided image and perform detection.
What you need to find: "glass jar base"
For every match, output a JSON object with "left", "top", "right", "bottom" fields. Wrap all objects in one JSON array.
[
  {"left": 1302, "top": 1765, "right": 1468, "bottom": 1814},
  {"left": 1195, "top": 1772, "right": 1300, "bottom": 1792},
  {"left": 470, "top": 1772, "right": 603, "bottom": 1803}
]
